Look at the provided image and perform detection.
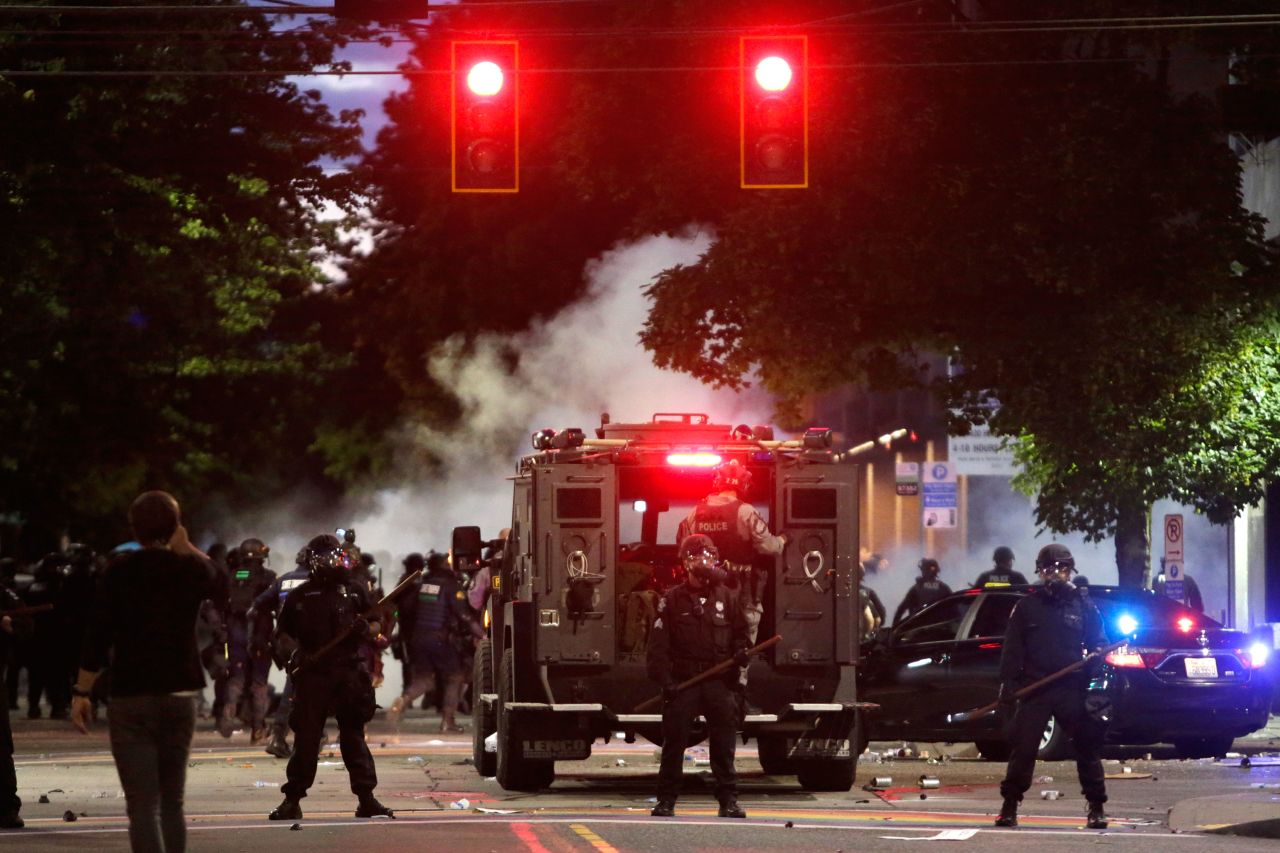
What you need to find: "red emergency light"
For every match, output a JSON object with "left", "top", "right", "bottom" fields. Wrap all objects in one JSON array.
[{"left": 666, "top": 452, "right": 723, "bottom": 467}]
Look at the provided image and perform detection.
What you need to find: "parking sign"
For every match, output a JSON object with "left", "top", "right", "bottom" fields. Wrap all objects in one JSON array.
[{"left": 921, "top": 462, "right": 957, "bottom": 529}]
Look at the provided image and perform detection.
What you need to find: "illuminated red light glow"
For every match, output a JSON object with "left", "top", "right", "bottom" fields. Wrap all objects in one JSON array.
[
  {"left": 666, "top": 452, "right": 723, "bottom": 467},
  {"left": 754, "top": 55, "right": 793, "bottom": 92},
  {"left": 1176, "top": 617, "right": 1195, "bottom": 633},
  {"left": 467, "top": 60, "right": 504, "bottom": 96}
]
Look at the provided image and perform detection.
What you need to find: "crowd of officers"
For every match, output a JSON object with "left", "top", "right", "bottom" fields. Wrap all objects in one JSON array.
[
  {"left": 0, "top": 531, "right": 490, "bottom": 748},
  {"left": 0, "top": 467, "right": 1111, "bottom": 832}
]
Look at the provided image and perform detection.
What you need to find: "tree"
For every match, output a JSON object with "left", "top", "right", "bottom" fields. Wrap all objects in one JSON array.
[{"left": 0, "top": 1, "right": 368, "bottom": 549}]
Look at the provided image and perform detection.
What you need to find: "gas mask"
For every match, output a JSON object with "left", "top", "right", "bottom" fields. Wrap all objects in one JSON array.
[{"left": 683, "top": 546, "right": 728, "bottom": 585}]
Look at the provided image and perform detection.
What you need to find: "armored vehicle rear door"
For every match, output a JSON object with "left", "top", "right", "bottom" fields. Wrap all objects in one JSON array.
[
  {"left": 531, "top": 463, "right": 617, "bottom": 665},
  {"left": 774, "top": 464, "right": 860, "bottom": 666}
]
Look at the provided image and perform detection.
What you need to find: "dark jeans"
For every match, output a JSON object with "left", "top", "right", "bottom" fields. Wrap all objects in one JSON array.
[
  {"left": 657, "top": 677, "right": 738, "bottom": 802},
  {"left": 1000, "top": 683, "right": 1107, "bottom": 805},
  {"left": 109, "top": 694, "right": 196, "bottom": 853}
]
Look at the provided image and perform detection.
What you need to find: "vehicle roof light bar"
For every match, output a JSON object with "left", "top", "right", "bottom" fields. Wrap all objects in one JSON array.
[{"left": 666, "top": 452, "right": 723, "bottom": 467}]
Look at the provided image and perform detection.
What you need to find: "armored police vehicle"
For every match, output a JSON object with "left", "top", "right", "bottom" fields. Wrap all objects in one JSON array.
[{"left": 455, "top": 413, "right": 868, "bottom": 792}]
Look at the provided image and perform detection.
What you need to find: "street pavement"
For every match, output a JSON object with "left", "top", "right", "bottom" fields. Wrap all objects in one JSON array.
[{"left": 3, "top": 708, "right": 1279, "bottom": 851}]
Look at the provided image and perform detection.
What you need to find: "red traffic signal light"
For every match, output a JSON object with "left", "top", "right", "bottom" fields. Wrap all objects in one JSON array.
[
  {"left": 740, "top": 35, "right": 807, "bottom": 189},
  {"left": 452, "top": 41, "right": 518, "bottom": 193}
]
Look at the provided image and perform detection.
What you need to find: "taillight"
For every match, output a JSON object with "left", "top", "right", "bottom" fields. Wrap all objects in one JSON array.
[
  {"left": 1176, "top": 617, "right": 1195, "bottom": 633},
  {"left": 1105, "top": 650, "right": 1146, "bottom": 668},
  {"left": 1105, "top": 647, "right": 1167, "bottom": 669},
  {"left": 666, "top": 452, "right": 722, "bottom": 467}
]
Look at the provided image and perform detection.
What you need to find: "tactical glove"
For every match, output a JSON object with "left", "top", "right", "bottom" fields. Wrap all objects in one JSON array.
[
  {"left": 662, "top": 684, "right": 679, "bottom": 703},
  {"left": 733, "top": 648, "right": 752, "bottom": 668}
]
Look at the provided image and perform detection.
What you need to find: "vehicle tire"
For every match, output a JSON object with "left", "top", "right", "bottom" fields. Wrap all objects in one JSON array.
[
  {"left": 756, "top": 736, "right": 796, "bottom": 776},
  {"left": 974, "top": 740, "right": 1011, "bottom": 762},
  {"left": 1173, "top": 736, "right": 1235, "bottom": 759},
  {"left": 795, "top": 758, "right": 856, "bottom": 792},
  {"left": 496, "top": 648, "right": 554, "bottom": 791},
  {"left": 471, "top": 638, "right": 497, "bottom": 777},
  {"left": 1037, "top": 715, "right": 1072, "bottom": 761}
]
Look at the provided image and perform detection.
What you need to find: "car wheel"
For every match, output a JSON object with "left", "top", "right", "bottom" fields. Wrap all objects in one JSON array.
[
  {"left": 757, "top": 736, "right": 796, "bottom": 775},
  {"left": 495, "top": 648, "right": 555, "bottom": 791},
  {"left": 1173, "top": 736, "right": 1235, "bottom": 759},
  {"left": 1037, "top": 715, "right": 1072, "bottom": 761},
  {"left": 471, "top": 638, "right": 497, "bottom": 777},
  {"left": 795, "top": 758, "right": 856, "bottom": 792},
  {"left": 974, "top": 740, "right": 1011, "bottom": 761}
]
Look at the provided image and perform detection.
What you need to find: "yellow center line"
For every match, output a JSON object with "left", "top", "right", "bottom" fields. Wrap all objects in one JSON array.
[{"left": 570, "top": 822, "right": 619, "bottom": 853}]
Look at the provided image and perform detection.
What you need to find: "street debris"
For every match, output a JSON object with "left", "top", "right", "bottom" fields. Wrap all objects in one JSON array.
[
  {"left": 918, "top": 776, "right": 940, "bottom": 789},
  {"left": 449, "top": 798, "right": 471, "bottom": 810},
  {"left": 881, "top": 829, "right": 978, "bottom": 841},
  {"left": 62, "top": 811, "right": 77, "bottom": 822},
  {"left": 254, "top": 781, "right": 279, "bottom": 788},
  {"left": 1041, "top": 790, "right": 1060, "bottom": 800}
]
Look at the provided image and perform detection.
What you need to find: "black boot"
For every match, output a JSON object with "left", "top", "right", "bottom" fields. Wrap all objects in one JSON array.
[
  {"left": 0, "top": 812, "right": 24, "bottom": 829},
  {"left": 264, "top": 728, "right": 292, "bottom": 759},
  {"left": 718, "top": 799, "right": 747, "bottom": 819},
  {"left": 355, "top": 797, "right": 394, "bottom": 818},
  {"left": 994, "top": 798, "right": 1018, "bottom": 828},
  {"left": 650, "top": 798, "right": 675, "bottom": 817},
  {"left": 1086, "top": 802, "right": 1108, "bottom": 829},
  {"left": 268, "top": 798, "right": 302, "bottom": 821}
]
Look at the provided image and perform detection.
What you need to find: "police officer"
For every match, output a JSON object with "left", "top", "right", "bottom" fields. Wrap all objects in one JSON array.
[
  {"left": 648, "top": 535, "right": 751, "bottom": 820},
  {"left": 892, "top": 558, "right": 952, "bottom": 624},
  {"left": 857, "top": 561, "right": 886, "bottom": 642},
  {"left": 389, "top": 553, "right": 425, "bottom": 709},
  {"left": 973, "top": 546, "right": 1029, "bottom": 588},
  {"left": 269, "top": 534, "right": 391, "bottom": 821},
  {"left": 677, "top": 459, "right": 785, "bottom": 679},
  {"left": 995, "top": 543, "right": 1108, "bottom": 830},
  {"left": 220, "top": 538, "right": 276, "bottom": 742},
  {"left": 252, "top": 548, "right": 311, "bottom": 759},
  {"left": 387, "top": 552, "right": 483, "bottom": 731}
]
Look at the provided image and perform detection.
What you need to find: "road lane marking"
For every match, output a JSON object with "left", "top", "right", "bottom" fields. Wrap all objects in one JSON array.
[
  {"left": 513, "top": 821, "right": 555, "bottom": 853},
  {"left": 0, "top": 815, "right": 1206, "bottom": 842},
  {"left": 570, "top": 823, "right": 619, "bottom": 853}
]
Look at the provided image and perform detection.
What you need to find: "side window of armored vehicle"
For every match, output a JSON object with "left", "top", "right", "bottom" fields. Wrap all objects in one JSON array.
[
  {"left": 965, "top": 594, "right": 1020, "bottom": 640},
  {"left": 554, "top": 487, "right": 603, "bottom": 524},
  {"left": 895, "top": 598, "right": 973, "bottom": 645},
  {"left": 788, "top": 487, "right": 837, "bottom": 523}
]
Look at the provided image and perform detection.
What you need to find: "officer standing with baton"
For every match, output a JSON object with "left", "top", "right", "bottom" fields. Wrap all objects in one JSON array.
[{"left": 995, "top": 543, "right": 1109, "bottom": 829}]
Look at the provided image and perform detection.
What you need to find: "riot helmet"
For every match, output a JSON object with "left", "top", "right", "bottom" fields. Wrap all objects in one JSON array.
[
  {"left": 1035, "top": 543, "right": 1075, "bottom": 596},
  {"left": 918, "top": 558, "right": 941, "bottom": 580},
  {"left": 239, "top": 537, "right": 270, "bottom": 569},
  {"left": 992, "top": 545, "right": 1015, "bottom": 567},
  {"left": 711, "top": 459, "right": 752, "bottom": 495},
  {"left": 304, "top": 533, "right": 350, "bottom": 584},
  {"left": 402, "top": 552, "right": 426, "bottom": 573},
  {"left": 425, "top": 551, "right": 450, "bottom": 576},
  {"left": 679, "top": 534, "right": 727, "bottom": 585}
]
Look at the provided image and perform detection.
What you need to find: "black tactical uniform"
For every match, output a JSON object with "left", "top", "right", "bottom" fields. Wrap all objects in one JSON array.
[
  {"left": 221, "top": 538, "right": 276, "bottom": 740},
  {"left": 974, "top": 546, "right": 1029, "bottom": 588},
  {"left": 269, "top": 535, "right": 391, "bottom": 821},
  {"left": 996, "top": 544, "right": 1108, "bottom": 829},
  {"left": 648, "top": 536, "right": 751, "bottom": 818},
  {"left": 892, "top": 559, "right": 952, "bottom": 624}
]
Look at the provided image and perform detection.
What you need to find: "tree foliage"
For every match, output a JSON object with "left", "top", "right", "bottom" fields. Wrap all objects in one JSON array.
[{"left": 0, "top": 1, "right": 368, "bottom": 547}]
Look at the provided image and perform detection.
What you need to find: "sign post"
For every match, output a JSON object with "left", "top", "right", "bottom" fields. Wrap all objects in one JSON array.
[
  {"left": 1163, "top": 513, "right": 1185, "bottom": 602},
  {"left": 921, "top": 462, "right": 957, "bottom": 529}
]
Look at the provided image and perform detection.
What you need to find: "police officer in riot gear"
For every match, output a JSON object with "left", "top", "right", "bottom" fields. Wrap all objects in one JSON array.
[
  {"left": 220, "top": 538, "right": 276, "bottom": 742},
  {"left": 677, "top": 459, "right": 785, "bottom": 687},
  {"left": 648, "top": 535, "right": 751, "bottom": 820},
  {"left": 387, "top": 552, "right": 483, "bottom": 731},
  {"left": 995, "top": 543, "right": 1108, "bottom": 830},
  {"left": 974, "top": 546, "right": 1029, "bottom": 588},
  {"left": 892, "top": 558, "right": 952, "bottom": 624},
  {"left": 252, "top": 548, "right": 311, "bottom": 759},
  {"left": 269, "top": 534, "right": 391, "bottom": 821}
]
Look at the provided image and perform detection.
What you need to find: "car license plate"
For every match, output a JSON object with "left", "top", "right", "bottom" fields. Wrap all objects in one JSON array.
[{"left": 1185, "top": 657, "right": 1219, "bottom": 678}]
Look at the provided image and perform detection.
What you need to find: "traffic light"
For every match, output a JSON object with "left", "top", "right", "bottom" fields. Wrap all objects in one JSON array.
[
  {"left": 740, "top": 35, "right": 807, "bottom": 189},
  {"left": 452, "top": 41, "right": 518, "bottom": 193}
]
